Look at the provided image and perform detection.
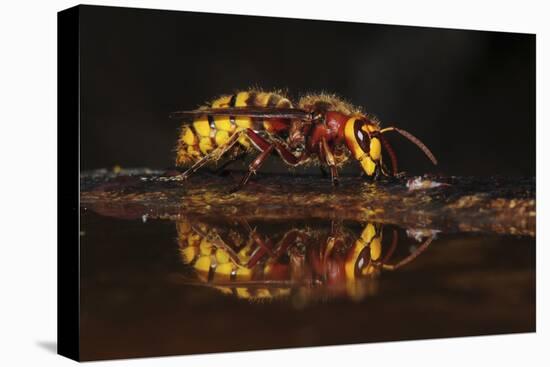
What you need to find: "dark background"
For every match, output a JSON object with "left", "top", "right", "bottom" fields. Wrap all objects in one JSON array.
[{"left": 80, "top": 5, "right": 535, "bottom": 176}]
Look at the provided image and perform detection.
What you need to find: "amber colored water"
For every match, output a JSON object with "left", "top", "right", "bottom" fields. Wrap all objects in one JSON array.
[{"left": 79, "top": 209, "right": 535, "bottom": 361}]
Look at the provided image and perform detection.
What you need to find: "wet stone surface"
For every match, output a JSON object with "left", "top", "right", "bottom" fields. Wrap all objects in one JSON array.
[{"left": 81, "top": 169, "right": 535, "bottom": 236}]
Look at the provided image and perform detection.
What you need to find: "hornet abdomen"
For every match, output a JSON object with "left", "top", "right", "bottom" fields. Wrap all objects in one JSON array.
[{"left": 175, "top": 90, "right": 293, "bottom": 166}]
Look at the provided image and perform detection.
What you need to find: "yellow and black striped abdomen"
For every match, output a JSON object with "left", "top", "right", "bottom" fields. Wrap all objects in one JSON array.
[{"left": 175, "top": 90, "right": 293, "bottom": 166}]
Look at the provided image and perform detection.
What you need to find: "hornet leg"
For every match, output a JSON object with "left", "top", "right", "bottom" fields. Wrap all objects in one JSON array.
[
  {"left": 228, "top": 129, "right": 309, "bottom": 191},
  {"left": 246, "top": 129, "right": 308, "bottom": 166},
  {"left": 320, "top": 137, "right": 339, "bottom": 186},
  {"left": 231, "top": 144, "right": 274, "bottom": 192},
  {"left": 178, "top": 131, "right": 243, "bottom": 180},
  {"left": 382, "top": 236, "right": 433, "bottom": 271}
]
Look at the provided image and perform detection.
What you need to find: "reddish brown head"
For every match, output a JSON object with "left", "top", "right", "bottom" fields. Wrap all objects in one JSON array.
[{"left": 298, "top": 94, "right": 437, "bottom": 177}]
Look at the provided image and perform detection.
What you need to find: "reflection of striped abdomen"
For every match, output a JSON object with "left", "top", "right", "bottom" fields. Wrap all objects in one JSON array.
[
  {"left": 176, "top": 219, "right": 291, "bottom": 300},
  {"left": 176, "top": 90, "right": 293, "bottom": 166}
]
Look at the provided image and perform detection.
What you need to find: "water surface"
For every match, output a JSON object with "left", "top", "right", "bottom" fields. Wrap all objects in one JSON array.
[{"left": 79, "top": 171, "right": 535, "bottom": 360}]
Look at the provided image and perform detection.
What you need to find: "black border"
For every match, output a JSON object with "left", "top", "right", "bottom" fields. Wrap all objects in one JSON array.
[{"left": 57, "top": 5, "right": 80, "bottom": 362}]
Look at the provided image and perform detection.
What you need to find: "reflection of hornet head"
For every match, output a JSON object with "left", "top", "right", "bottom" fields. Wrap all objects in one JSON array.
[{"left": 176, "top": 218, "right": 433, "bottom": 302}]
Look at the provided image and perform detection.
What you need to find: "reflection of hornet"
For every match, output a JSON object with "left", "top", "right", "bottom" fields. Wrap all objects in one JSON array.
[{"left": 176, "top": 218, "right": 433, "bottom": 302}]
